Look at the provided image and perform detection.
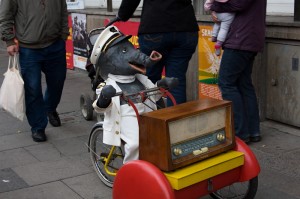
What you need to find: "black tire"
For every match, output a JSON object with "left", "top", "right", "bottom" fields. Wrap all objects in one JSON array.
[
  {"left": 210, "top": 176, "right": 258, "bottom": 199},
  {"left": 80, "top": 93, "right": 93, "bottom": 120},
  {"left": 89, "top": 125, "right": 124, "bottom": 187}
]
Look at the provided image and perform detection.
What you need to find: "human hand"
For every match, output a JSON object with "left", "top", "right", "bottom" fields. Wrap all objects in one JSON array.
[
  {"left": 105, "top": 16, "right": 122, "bottom": 27},
  {"left": 157, "top": 77, "right": 179, "bottom": 90},
  {"left": 7, "top": 44, "right": 19, "bottom": 56}
]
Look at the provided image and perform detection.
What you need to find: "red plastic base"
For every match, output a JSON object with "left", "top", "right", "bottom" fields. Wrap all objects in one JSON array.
[
  {"left": 113, "top": 160, "right": 175, "bottom": 199},
  {"left": 113, "top": 137, "right": 260, "bottom": 199}
]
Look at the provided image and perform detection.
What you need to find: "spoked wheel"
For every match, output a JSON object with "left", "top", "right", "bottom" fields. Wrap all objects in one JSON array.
[
  {"left": 80, "top": 93, "right": 93, "bottom": 121},
  {"left": 210, "top": 177, "right": 258, "bottom": 199},
  {"left": 89, "top": 125, "right": 124, "bottom": 187}
]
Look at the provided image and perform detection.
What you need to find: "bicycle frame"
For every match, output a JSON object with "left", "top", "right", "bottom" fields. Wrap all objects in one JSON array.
[
  {"left": 104, "top": 146, "right": 119, "bottom": 176},
  {"left": 88, "top": 87, "right": 176, "bottom": 177},
  {"left": 115, "top": 87, "right": 176, "bottom": 124}
]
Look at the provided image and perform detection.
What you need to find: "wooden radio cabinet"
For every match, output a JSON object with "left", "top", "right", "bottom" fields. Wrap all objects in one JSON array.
[{"left": 139, "top": 98, "right": 235, "bottom": 171}]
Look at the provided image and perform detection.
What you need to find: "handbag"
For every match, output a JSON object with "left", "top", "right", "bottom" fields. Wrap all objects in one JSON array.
[{"left": 0, "top": 53, "right": 25, "bottom": 121}]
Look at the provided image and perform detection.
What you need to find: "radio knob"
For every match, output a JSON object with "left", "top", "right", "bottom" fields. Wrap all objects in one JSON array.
[
  {"left": 173, "top": 148, "right": 182, "bottom": 156},
  {"left": 201, "top": 147, "right": 208, "bottom": 152},
  {"left": 193, "top": 149, "right": 202, "bottom": 155},
  {"left": 217, "top": 133, "right": 225, "bottom": 142}
]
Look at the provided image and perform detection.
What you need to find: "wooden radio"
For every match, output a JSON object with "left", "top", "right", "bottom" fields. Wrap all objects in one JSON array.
[{"left": 139, "top": 98, "right": 235, "bottom": 171}]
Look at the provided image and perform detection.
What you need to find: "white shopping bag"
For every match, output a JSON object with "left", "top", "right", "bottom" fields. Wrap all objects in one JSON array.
[{"left": 0, "top": 54, "right": 25, "bottom": 121}]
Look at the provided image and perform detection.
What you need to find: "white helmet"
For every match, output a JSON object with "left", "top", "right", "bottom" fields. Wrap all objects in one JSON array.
[{"left": 90, "top": 25, "right": 126, "bottom": 64}]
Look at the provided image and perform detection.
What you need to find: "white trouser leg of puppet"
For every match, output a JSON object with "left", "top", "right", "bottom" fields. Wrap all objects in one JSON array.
[{"left": 120, "top": 116, "right": 139, "bottom": 164}]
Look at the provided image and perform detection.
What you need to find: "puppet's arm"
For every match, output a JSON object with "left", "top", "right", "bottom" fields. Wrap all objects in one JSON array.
[
  {"left": 96, "top": 85, "right": 116, "bottom": 108},
  {"left": 93, "top": 84, "right": 116, "bottom": 112}
]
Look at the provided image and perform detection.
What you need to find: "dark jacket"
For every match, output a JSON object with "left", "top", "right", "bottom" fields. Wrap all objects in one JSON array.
[
  {"left": 211, "top": 0, "right": 266, "bottom": 52},
  {"left": 118, "top": 0, "right": 199, "bottom": 34},
  {"left": 0, "top": 0, "right": 69, "bottom": 48}
]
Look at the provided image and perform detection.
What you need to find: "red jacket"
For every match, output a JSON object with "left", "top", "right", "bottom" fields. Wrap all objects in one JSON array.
[{"left": 211, "top": 0, "right": 266, "bottom": 52}]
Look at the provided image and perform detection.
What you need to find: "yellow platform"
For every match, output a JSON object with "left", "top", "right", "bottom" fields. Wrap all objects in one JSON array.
[{"left": 164, "top": 150, "right": 244, "bottom": 190}]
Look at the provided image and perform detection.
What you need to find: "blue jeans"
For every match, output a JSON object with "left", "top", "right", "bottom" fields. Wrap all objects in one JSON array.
[
  {"left": 138, "top": 31, "right": 198, "bottom": 106},
  {"left": 218, "top": 48, "right": 260, "bottom": 139},
  {"left": 19, "top": 39, "right": 67, "bottom": 132}
]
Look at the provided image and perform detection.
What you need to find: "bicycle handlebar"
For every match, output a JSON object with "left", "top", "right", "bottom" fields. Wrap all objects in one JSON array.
[
  {"left": 87, "top": 17, "right": 121, "bottom": 47},
  {"left": 105, "top": 17, "right": 121, "bottom": 28},
  {"left": 88, "top": 17, "right": 121, "bottom": 39},
  {"left": 113, "top": 86, "right": 176, "bottom": 107},
  {"left": 114, "top": 87, "right": 161, "bottom": 98},
  {"left": 113, "top": 86, "right": 175, "bottom": 121}
]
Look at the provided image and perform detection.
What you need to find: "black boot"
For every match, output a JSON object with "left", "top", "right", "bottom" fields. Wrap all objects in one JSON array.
[
  {"left": 47, "top": 111, "right": 61, "bottom": 127},
  {"left": 32, "top": 129, "right": 47, "bottom": 142}
]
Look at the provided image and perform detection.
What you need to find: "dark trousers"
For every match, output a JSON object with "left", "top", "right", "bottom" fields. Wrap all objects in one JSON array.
[
  {"left": 19, "top": 39, "right": 67, "bottom": 132},
  {"left": 138, "top": 31, "right": 198, "bottom": 106},
  {"left": 218, "top": 48, "right": 260, "bottom": 139}
]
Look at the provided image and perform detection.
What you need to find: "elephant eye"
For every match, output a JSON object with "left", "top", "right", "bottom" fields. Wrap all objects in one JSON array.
[{"left": 122, "top": 48, "right": 127, "bottom": 53}]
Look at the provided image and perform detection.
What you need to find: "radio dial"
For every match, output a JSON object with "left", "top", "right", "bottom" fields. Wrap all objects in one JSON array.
[
  {"left": 173, "top": 148, "right": 183, "bottom": 156},
  {"left": 217, "top": 133, "right": 225, "bottom": 142}
]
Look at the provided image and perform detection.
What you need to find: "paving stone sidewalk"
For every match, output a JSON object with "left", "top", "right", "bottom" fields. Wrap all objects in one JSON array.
[{"left": 0, "top": 52, "right": 300, "bottom": 199}]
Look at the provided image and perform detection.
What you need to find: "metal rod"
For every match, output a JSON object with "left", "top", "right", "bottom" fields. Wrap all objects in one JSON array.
[
  {"left": 295, "top": 0, "right": 300, "bottom": 21},
  {"left": 114, "top": 87, "right": 161, "bottom": 97},
  {"left": 107, "top": 0, "right": 113, "bottom": 12}
]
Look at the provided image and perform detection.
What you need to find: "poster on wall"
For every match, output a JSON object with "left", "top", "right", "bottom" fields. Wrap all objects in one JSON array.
[
  {"left": 66, "top": 15, "right": 74, "bottom": 69},
  {"left": 198, "top": 25, "right": 223, "bottom": 100},
  {"left": 66, "top": 0, "right": 85, "bottom": 10},
  {"left": 71, "top": 13, "right": 88, "bottom": 70}
]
